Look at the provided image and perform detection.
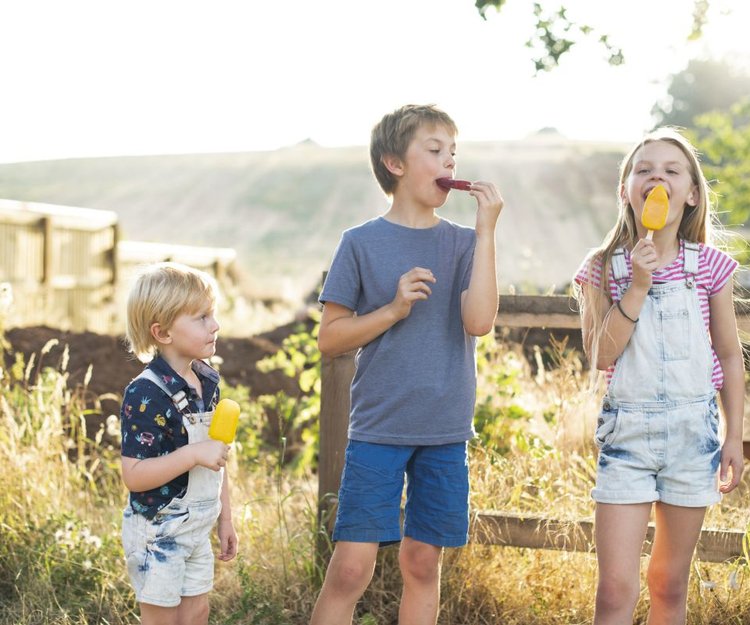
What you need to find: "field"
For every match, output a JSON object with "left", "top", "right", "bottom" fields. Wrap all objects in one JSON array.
[
  {"left": 2, "top": 317, "right": 750, "bottom": 625},
  {"left": 0, "top": 137, "right": 628, "bottom": 300}
]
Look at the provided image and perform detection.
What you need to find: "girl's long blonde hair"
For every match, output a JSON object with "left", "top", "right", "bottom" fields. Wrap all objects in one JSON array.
[{"left": 573, "top": 127, "right": 717, "bottom": 371}]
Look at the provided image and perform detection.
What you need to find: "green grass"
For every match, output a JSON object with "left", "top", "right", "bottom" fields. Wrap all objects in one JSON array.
[{"left": 2, "top": 330, "right": 750, "bottom": 624}]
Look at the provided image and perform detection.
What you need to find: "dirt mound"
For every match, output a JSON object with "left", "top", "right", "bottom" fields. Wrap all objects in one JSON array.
[{"left": 4, "top": 324, "right": 303, "bottom": 420}]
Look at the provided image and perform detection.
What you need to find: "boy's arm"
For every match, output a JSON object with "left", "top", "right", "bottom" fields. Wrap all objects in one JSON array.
[
  {"left": 121, "top": 439, "right": 229, "bottom": 492},
  {"left": 217, "top": 469, "right": 238, "bottom": 561},
  {"left": 318, "top": 267, "right": 437, "bottom": 357},
  {"left": 461, "top": 181, "right": 503, "bottom": 336},
  {"left": 710, "top": 281, "right": 744, "bottom": 493}
]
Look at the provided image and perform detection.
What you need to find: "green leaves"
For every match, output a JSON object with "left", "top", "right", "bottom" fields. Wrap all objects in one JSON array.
[
  {"left": 690, "top": 99, "right": 750, "bottom": 228},
  {"left": 474, "top": 0, "right": 624, "bottom": 73}
]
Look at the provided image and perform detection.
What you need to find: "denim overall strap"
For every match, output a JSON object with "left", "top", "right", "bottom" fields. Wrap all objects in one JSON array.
[
  {"left": 137, "top": 369, "right": 223, "bottom": 504},
  {"left": 611, "top": 248, "right": 629, "bottom": 288},
  {"left": 606, "top": 241, "right": 714, "bottom": 404}
]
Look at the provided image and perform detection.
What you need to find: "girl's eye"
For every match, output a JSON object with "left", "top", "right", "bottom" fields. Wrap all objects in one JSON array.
[
  {"left": 667, "top": 170, "right": 678, "bottom": 175},
  {"left": 637, "top": 168, "right": 650, "bottom": 174},
  {"left": 429, "top": 149, "right": 440, "bottom": 154}
]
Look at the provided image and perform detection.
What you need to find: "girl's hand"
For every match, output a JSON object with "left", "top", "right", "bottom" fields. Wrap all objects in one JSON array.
[
  {"left": 389, "top": 267, "right": 436, "bottom": 321},
  {"left": 630, "top": 238, "right": 658, "bottom": 292},
  {"left": 468, "top": 181, "right": 504, "bottom": 236},
  {"left": 192, "top": 439, "right": 230, "bottom": 471},
  {"left": 719, "top": 438, "right": 744, "bottom": 493}
]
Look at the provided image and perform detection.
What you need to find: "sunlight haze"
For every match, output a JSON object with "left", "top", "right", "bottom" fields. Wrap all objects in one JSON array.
[{"left": 1, "top": 0, "right": 748, "bottom": 164}]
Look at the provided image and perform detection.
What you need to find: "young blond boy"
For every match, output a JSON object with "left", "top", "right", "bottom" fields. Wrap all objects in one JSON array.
[
  {"left": 120, "top": 262, "right": 237, "bottom": 625},
  {"left": 311, "top": 104, "right": 504, "bottom": 625}
]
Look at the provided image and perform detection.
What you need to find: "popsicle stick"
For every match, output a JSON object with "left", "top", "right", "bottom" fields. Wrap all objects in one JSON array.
[{"left": 646, "top": 229, "right": 655, "bottom": 240}]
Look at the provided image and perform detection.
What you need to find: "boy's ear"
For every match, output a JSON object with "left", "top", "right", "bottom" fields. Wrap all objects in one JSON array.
[
  {"left": 150, "top": 322, "right": 172, "bottom": 345},
  {"left": 382, "top": 153, "right": 404, "bottom": 177}
]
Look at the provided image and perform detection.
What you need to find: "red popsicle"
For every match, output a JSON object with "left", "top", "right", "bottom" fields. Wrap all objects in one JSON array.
[{"left": 436, "top": 178, "right": 472, "bottom": 191}]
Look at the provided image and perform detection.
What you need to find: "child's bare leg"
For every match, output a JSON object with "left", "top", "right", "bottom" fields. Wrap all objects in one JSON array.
[
  {"left": 139, "top": 603, "right": 179, "bottom": 625},
  {"left": 594, "top": 503, "right": 651, "bottom": 625},
  {"left": 139, "top": 594, "right": 209, "bottom": 625},
  {"left": 646, "top": 503, "right": 706, "bottom": 625},
  {"left": 176, "top": 594, "right": 209, "bottom": 625},
  {"left": 310, "top": 541, "right": 379, "bottom": 625},
  {"left": 398, "top": 537, "right": 442, "bottom": 625}
]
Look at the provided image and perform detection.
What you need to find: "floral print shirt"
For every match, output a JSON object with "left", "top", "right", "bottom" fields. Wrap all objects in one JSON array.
[{"left": 120, "top": 355, "right": 220, "bottom": 519}]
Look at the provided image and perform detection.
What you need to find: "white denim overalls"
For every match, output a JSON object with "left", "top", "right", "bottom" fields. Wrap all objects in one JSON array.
[
  {"left": 121, "top": 369, "right": 223, "bottom": 606},
  {"left": 592, "top": 240, "right": 722, "bottom": 507}
]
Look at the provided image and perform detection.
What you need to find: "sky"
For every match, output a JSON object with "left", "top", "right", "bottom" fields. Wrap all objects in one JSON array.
[{"left": 1, "top": 0, "right": 749, "bottom": 164}]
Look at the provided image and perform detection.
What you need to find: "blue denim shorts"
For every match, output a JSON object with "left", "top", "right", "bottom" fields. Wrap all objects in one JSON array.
[
  {"left": 332, "top": 440, "right": 470, "bottom": 548},
  {"left": 592, "top": 395, "right": 721, "bottom": 507},
  {"left": 122, "top": 498, "right": 220, "bottom": 607}
]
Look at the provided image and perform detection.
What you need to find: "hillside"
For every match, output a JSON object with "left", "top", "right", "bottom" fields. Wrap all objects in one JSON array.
[{"left": 0, "top": 135, "right": 627, "bottom": 299}]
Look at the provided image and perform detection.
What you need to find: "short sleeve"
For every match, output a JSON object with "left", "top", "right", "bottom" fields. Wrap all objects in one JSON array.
[
  {"left": 459, "top": 232, "right": 476, "bottom": 292},
  {"left": 703, "top": 245, "right": 738, "bottom": 296},
  {"left": 574, "top": 252, "right": 603, "bottom": 289},
  {"left": 319, "top": 231, "right": 361, "bottom": 311},
  {"left": 120, "top": 381, "right": 172, "bottom": 460}
]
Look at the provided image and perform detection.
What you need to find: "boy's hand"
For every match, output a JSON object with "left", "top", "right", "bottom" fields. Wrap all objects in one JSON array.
[
  {"left": 192, "top": 439, "right": 230, "bottom": 471},
  {"left": 390, "top": 267, "right": 436, "bottom": 320},
  {"left": 217, "top": 516, "right": 238, "bottom": 561},
  {"left": 468, "top": 181, "right": 504, "bottom": 235},
  {"left": 630, "top": 238, "right": 657, "bottom": 293}
]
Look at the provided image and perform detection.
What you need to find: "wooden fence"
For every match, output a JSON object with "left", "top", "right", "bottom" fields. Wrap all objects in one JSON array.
[
  {"left": 0, "top": 199, "right": 119, "bottom": 333},
  {"left": 0, "top": 199, "right": 239, "bottom": 334},
  {"left": 317, "top": 294, "right": 750, "bottom": 562}
]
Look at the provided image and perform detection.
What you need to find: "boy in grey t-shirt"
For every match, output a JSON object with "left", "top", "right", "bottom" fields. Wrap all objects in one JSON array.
[{"left": 310, "top": 104, "right": 504, "bottom": 625}]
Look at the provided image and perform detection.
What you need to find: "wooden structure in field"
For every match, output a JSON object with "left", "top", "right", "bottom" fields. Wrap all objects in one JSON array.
[
  {"left": 0, "top": 199, "right": 237, "bottom": 333},
  {"left": 318, "top": 294, "right": 750, "bottom": 562},
  {"left": 0, "top": 199, "right": 119, "bottom": 333}
]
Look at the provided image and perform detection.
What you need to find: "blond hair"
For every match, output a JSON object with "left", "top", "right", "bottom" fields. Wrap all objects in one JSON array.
[
  {"left": 370, "top": 104, "right": 458, "bottom": 195},
  {"left": 574, "top": 127, "right": 720, "bottom": 372},
  {"left": 125, "top": 262, "right": 218, "bottom": 362}
]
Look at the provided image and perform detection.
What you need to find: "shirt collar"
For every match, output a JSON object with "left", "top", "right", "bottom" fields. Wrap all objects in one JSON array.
[{"left": 147, "top": 355, "right": 220, "bottom": 403}]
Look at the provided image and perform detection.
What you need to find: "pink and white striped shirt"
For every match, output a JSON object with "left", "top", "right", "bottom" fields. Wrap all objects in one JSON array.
[{"left": 575, "top": 240, "right": 738, "bottom": 390}]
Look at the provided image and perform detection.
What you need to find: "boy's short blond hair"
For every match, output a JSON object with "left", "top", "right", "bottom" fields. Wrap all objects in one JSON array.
[
  {"left": 370, "top": 104, "right": 458, "bottom": 196},
  {"left": 125, "top": 262, "right": 218, "bottom": 363}
]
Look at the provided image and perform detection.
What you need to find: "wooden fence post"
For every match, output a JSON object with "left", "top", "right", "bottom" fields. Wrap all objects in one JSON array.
[{"left": 317, "top": 351, "right": 355, "bottom": 559}]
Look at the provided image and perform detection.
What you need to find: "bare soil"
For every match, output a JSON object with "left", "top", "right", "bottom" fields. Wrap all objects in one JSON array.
[{"left": 4, "top": 322, "right": 307, "bottom": 422}]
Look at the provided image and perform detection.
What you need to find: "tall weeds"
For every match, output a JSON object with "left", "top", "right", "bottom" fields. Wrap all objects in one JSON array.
[{"left": 2, "top": 326, "right": 750, "bottom": 624}]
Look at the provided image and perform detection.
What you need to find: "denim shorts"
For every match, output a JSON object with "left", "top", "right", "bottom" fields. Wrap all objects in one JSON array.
[
  {"left": 592, "top": 395, "right": 721, "bottom": 507},
  {"left": 332, "top": 440, "right": 470, "bottom": 548},
  {"left": 122, "top": 498, "right": 221, "bottom": 607}
]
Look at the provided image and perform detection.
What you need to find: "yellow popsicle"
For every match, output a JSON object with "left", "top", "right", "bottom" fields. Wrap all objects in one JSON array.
[
  {"left": 641, "top": 184, "right": 669, "bottom": 240},
  {"left": 208, "top": 398, "right": 241, "bottom": 444}
]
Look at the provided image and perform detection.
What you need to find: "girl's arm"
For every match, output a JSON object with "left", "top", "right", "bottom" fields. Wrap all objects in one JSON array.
[
  {"left": 217, "top": 470, "right": 238, "bottom": 561},
  {"left": 121, "top": 439, "right": 228, "bottom": 493},
  {"left": 582, "top": 239, "right": 656, "bottom": 370},
  {"left": 461, "top": 181, "right": 504, "bottom": 336},
  {"left": 580, "top": 279, "right": 648, "bottom": 370},
  {"left": 709, "top": 281, "right": 745, "bottom": 493},
  {"left": 318, "top": 267, "right": 437, "bottom": 358}
]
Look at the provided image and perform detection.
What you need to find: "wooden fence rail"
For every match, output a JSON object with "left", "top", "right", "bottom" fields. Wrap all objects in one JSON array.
[
  {"left": 317, "top": 294, "right": 750, "bottom": 562},
  {"left": 472, "top": 511, "right": 746, "bottom": 563}
]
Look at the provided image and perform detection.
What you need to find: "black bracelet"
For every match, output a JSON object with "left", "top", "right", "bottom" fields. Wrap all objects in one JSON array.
[{"left": 616, "top": 300, "right": 638, "bottom": 323}]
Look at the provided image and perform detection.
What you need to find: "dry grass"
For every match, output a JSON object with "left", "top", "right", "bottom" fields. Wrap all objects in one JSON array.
[{"left": 2, "top": 333, "right": 750, "bottom": 624}]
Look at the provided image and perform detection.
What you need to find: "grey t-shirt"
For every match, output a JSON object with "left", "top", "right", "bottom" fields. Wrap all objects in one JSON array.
[{"left": 319, "top": 216, "right": 477, "bottom": 445}]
